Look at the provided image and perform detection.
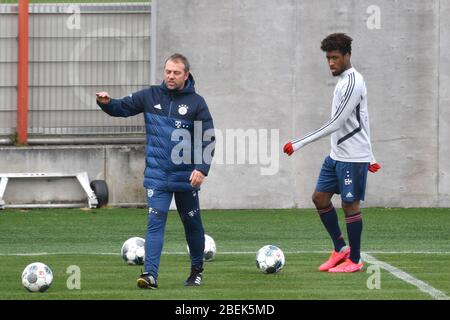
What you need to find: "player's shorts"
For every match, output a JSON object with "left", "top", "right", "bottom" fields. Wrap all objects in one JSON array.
[{"left": 315, "top": 155, "right": 369, "bottom": 202}]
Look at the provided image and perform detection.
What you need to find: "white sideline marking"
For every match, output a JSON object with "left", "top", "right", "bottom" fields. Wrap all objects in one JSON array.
[
  {"left": 362, "top": 253, "right": 450, "bottom": 300},
  {"left": 362, "top": 251, "right": 450, "bottom": 255},
  {"left": 1, "top": 250, "right": 450, "bottom": 256}
]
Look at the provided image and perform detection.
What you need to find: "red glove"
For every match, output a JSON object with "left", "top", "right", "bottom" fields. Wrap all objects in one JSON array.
[
  {"left": 283, "top": 141, "right": 294, "bottom": 156},
  {"left": 368, "top": 162, "right": 381, "bottom": 173}
]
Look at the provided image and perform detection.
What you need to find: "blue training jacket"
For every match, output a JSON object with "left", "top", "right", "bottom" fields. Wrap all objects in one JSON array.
[{"left": 97, "top": 74, "right": 215, "bottom": 192}]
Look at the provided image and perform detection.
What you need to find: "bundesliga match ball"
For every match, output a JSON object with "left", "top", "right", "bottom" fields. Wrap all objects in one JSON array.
[
  {"left": 255, "top": 245, "right": 285, "bottom": 274},
  {"left": 121, "top": 237, "right": 145, "bottom": 265},
  {"left": 186, "top": 234, "right": 217, "bottom": 262},
  {"left": 21, "top": 262, "right": 53, "bottom": 292},
  {"left": 203, "top": 234, "right": 217, "bottom": 261}
]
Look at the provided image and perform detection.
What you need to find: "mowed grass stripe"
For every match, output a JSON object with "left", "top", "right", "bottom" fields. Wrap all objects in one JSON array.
[
  {"left": 1, "top": 208, "right": 449, "bottom": 254},
  {"left": 5, "top": 252, "right": 448, "bottom": 299},
  {"left": 0, "top": 253, "right": 436, "bottom": 300},
  {"left": 1, "top": 208, "right": 449, "bottom": 299}
]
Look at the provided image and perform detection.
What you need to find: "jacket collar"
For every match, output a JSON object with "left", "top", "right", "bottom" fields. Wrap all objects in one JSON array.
[{"left": 339, "top": 67, "right": 355, "bottom": 79}]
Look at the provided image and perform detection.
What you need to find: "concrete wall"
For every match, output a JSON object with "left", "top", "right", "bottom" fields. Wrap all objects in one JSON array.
[
  {"left": 1, "top": 1, "right": 449, "bottom": 209},
  {"left": 439, "top": 1, "right": 450, "bottom": 206},
  {"left": 153, "top": 0, "right": 450, "bottom": 208}
]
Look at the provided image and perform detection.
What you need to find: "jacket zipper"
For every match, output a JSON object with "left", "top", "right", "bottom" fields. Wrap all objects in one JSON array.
[
  {"left": 168, "top": 98, "right": 174, "bottom": 118},
  {"left": 167, "top": 97, "right": 174, "bottom": 188}
]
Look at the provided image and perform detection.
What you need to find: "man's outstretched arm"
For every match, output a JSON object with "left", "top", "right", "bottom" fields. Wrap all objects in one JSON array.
[
  {"left": 96, "top": 91, "right": 144, "bottom": 117},
  {"left": 283, "top": 74, "right": 361, "bottom": 156}
]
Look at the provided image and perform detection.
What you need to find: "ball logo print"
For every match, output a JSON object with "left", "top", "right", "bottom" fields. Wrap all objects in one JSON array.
[
  {"left": 21, "top": 262, "right": 53, "bottom": 293},
  {"left": 121, "top": 237, "right": 145, "bottom": 265},
  {"left": 256, "top": 245, "right": 285, "bottom": 274}
]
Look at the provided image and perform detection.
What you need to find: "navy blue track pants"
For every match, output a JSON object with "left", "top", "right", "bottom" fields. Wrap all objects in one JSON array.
[{"left": 144, "top": 189, "right": 205, "bottom": 278}]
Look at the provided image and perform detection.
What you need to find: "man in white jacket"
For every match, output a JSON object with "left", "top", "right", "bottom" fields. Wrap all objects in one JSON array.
[{"left": 284, "top": 33, "right": 380, "bottom": 273}]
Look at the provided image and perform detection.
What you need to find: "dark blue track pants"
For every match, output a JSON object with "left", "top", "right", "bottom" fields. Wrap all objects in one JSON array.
[{"left": 144, "top": 189, "right": 205, "bottom": 278}]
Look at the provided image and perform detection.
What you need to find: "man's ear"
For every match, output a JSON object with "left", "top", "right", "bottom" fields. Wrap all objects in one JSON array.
[{"left": 344, "top": 53, "right": 351, "bottom": 65}]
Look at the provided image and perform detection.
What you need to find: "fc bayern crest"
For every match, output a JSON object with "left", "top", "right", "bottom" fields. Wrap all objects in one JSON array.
[{"left": 178, "top": 104, "right": 189, "bottom": 115}]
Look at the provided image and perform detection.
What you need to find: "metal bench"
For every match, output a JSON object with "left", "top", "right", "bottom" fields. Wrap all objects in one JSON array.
[{"left": 0, "top": 172, "right": 108, "bottom": 209}]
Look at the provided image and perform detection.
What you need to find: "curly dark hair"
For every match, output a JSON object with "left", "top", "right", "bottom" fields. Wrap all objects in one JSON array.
[{"left": 320, "top": 33, "right": 353, "bottom": 55}]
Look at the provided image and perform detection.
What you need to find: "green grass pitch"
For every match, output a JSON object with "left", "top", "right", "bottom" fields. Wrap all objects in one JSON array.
[{"left": 0, "top": 208, "right": 449, "bottom": 300}]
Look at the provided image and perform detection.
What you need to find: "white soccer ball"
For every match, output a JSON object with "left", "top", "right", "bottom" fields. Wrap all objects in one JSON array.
[
  {"left": 21, "top": 262, "right": 53, "bottom": 292},
  {"left": 203, "top": 234, "right": 217, "bottom": 261},
  {"left": 121, "top": 237, "right": 145, "bottom": 265},
  {"left": 256, "top": 245, "right": 285, "bottom": 274},
  {"left": 186, "top": 234, "right": 217, "bottom": 262}
]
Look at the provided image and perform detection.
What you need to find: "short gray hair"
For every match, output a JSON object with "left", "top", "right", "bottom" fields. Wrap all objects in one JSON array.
[{"left": 165, "top": 53, "right": 190, "bottom": 73}]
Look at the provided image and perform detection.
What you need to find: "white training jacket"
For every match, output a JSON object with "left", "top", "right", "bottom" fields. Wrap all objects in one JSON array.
[{"left": 291, "top": 67, "right": 375, "bottom": 163}]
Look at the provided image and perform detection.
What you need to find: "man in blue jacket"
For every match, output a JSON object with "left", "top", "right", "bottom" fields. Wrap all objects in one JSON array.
[{"left": 96, "top": 53, "right": 215, "bottom": 289}]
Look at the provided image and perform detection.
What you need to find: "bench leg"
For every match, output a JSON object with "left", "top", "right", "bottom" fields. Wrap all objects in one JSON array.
[
  {"left": 0, "top": 177, "right": 9, "bottom": 209},
  {"left": 76, "top": 172, "right": 99, "bottom": 209}
]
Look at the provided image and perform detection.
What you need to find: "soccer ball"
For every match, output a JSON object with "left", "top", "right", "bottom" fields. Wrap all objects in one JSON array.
[
  {"left": 255, "top": 245, "right": 285, "bottom": 274},
  {"left": 21, "top": 262, "right": 53, "bottom": 292},
  {"left": 121, "top": 237, "right": 145, "bottom": 265},
  {"left": 203, "top": 234, "right": 217, "bottom": 261},
  {"left": 186, "top": 234, "right": 217, "bottom": 262}
]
